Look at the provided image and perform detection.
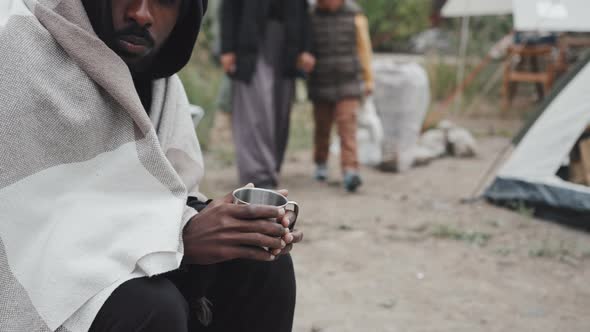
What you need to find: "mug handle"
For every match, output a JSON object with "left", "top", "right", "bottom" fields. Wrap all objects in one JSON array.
[{"left": 286, "top": 201, "right": 299, "bottom": 230}]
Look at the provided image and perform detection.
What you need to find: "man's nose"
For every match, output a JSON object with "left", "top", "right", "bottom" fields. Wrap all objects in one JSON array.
[{"left": 127, "top": 0, "right": 153, "bottom": 27}]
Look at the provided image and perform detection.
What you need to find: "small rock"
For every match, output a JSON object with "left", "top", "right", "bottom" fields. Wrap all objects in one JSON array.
[
  {"left": 379, "top": 300, "right": 397, "bottom": 309},
  {"left": 560, "top": 255, "right": 580, "bottom": 267},
  {"left": 527, "top": 308, "right": 545, "bottom": 318},
  {"left": 338, "top": 224, "right": 353, "bottom": 231},
  {"left": 408, "top": 223, "right": 429, "bottom": 233}
]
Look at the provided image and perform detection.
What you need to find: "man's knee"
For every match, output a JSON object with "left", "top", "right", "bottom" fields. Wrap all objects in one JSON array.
[
  {"left": 217, "top": 254, "right": 296, "bottom": 297},
  {"left": 91, "top": 277, "right": 189, "bottom": 332},
  {"left": 204, "top": 255, "right": 296, "bottom": 331}
]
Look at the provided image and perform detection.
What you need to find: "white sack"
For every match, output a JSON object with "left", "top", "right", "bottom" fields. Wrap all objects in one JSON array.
[
  {"left": 357, "top": 97, "right": 384, "bottom": 166},
  {"left": 373, "top": 61, "right": 431, "bottom": 172}
]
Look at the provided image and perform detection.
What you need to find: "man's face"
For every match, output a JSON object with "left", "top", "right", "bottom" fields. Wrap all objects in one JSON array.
[
  {"left": 110, "top": 0, "right": 182, "bottom": 73},
  {"left": 317, "top": 0, "right": 344, "bottom": 12}
]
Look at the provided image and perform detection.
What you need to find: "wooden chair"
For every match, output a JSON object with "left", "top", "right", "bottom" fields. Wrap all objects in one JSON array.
[
  {"left": 502, "top": 44, "right": 556, "bottom": 110},
  {"left": 555, "top": 36, "right": 590, "bottom": 74}
]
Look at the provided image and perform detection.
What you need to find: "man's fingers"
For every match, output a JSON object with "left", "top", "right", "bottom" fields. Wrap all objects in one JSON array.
[
  {"left": 228, "top": 204, "right": 283, "bottom": 220},
  {"left": 225, "top": 246, "right": 276, "bottom": 262},
  {"left": 218, "top": 209, "right": 286, "bottom": 237},
  {"left": 226, "top": 232, "right": 286, "bottom": 250},
  {"left": 231, "top": 219, "right": 287, "bottom": 237},
  {"left": 220, "top": 192, "right": 236, "bottom": 204},
  {"left": 277, "top": 230, "right": 302, "bottom": 256},
  {"left": 283, "top": 231, "right": 294, "bottom": 244},
  {"left": 223, "top": 64, "right": 236, "bottom": 74},
  {"left": 278, "top": 244, "right": 294, "bottom": 256},
  {"left": 280, "top": 211, "right": 297, "bottom": 229},
  {"left": 290, "top": 230, "right": 304, "bottom": 244},
  {"left": 277, "top": 189, "right": 289, "bottom": 197}
]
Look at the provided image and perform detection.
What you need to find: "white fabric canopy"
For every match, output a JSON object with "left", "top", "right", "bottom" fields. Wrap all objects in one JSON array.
[
  {"left": 443, "top": 0, "right": 590, "bottom": 32},
  {"left": 441, "top": 0, "right": 513, "bottom": 17},
  {"left": 513, "top": 0, "right": 590, "bottom": 32}
]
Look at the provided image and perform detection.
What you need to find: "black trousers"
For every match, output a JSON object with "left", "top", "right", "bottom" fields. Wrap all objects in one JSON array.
[{"left": 89, "top": 255, "right": 296, "bottom": 332}]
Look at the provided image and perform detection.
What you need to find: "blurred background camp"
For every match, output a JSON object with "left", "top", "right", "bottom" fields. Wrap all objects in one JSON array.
[
  {"left": 181, "top": 1, "right": 590, "bottom": 331},
  {"left": 177, "top": 2, "right": 590, "bottom": 331}
]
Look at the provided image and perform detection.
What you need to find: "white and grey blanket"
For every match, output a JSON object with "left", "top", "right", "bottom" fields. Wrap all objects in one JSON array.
[{"left": 0, "top": 0, "right": 205, "bottom": 331}]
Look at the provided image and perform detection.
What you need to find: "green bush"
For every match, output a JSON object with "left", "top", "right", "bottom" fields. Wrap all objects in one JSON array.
[
  {"left": 178, "top": 9, "right": 223, "bottom": 151},
  {"left": 357, "top": 0, "right": 431, "bottom": 51},
  {"left": 178, "top": 55, "right": 222, "bottom": 150},
  {"left": 424, "top": 55, "right": 458, "bottom": 101}
]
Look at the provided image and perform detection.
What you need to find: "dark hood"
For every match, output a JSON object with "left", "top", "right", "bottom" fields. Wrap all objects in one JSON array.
[{"left": 82, "top": 0, "right": 208, "bottom": 79}]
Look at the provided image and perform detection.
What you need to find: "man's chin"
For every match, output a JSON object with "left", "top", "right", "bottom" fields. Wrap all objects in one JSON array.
[{"left": 117, "top": 52, "right": 153, "bottom": 74}]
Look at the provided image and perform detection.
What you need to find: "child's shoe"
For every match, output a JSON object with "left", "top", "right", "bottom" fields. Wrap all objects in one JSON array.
[
  {"left": 343, "top": 171, "right": 362, "bottom": 192},
  {"left": 314, "top": 164, "right": 328, "bottom": 182}
]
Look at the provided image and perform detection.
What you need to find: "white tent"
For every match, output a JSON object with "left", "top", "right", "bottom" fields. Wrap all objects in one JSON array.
[
  {"left": 513, "top": 0, "right": 590, "bottom": 32},
  {"left": 485, "top": 53, "right": 590, "bottom": 222},
  {"left": 442, "top": 1, "right": 590, "bottom": 222},
  {"left": 443, "top": 0, "right": 590, "bottom": 32},
  {"left": 442, "top": 0, "right": 513, "bottom": 17}
]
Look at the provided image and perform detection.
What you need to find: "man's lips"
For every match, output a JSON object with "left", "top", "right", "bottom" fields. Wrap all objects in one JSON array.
[{"left": 116, "top": 35, "right": 152, "bottom": 56}]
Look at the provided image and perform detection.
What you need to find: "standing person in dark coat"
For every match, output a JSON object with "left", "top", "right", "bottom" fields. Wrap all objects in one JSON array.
[{"left": 221, "top": 0, "right": 315, "bottom": 189}]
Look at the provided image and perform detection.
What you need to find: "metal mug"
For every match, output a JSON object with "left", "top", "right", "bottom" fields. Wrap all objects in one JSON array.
[{"left": 232, "top": 187, "right": 299, "bottom": 229}]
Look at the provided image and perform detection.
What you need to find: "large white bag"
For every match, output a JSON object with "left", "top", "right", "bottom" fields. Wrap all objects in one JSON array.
[
  {"left": 357, "top": 97, "right": 384, "bottom": 166},
  {"left": 373, "top": 61, "right": 431, "bottom": 172}
]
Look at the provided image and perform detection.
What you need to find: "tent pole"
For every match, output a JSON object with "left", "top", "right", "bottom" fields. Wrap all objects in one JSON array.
[
  {"left": 464, "top": 62, "right": 504, "bottom": 115},
  {"left": 461, "top": 142, "right": 513, "bottom": 204},
  {"left": 454, "top": 15, "right": 470, "bottom": 113},
  {"left": 443, "top": 55, "right": 492, "bottom": 110}
]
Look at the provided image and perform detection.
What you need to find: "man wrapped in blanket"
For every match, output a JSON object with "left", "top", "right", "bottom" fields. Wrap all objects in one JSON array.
[{"left": 0, "top": 0, "right": 303, "bottom": 331}]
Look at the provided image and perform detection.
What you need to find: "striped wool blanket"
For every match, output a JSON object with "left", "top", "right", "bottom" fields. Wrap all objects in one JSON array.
[{"left": 0, "top": 0, "right": 205, "bottom": 331}]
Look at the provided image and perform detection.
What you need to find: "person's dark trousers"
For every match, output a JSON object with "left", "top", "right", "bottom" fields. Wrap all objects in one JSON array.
[
  {"left": 88, "top": 254, "right": 296, "bottom": 332},
  {"left": 198, "top": 254, "right": 296, "bottom": 332},
  {"left": 88, "top": 276, "right": 191, "bottom": 332}
]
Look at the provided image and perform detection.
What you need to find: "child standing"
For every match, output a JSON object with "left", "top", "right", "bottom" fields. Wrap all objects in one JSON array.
[{"left": 308, "top": 0, "right": 374, "bottom": 192}]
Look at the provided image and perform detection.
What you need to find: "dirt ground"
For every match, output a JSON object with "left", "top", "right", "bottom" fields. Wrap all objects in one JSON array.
[{"left": 200, "top": 115, "right": 590, "bottom": 332}]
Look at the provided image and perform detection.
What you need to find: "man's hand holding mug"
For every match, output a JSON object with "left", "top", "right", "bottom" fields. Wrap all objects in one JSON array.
[{"left": 183, "top": 184, "right": 302, "bottom": 265}]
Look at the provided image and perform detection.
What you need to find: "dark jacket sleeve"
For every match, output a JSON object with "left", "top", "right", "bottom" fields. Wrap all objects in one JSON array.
[
  {"left": 187, "top": 197, "right": 213, "bottom": 213},
  {"left": 220, "top": 0, "right": 238, "bottom": 54},
  {"left": 283, "top": 0, "right": 312, "bottom": 78},
  {"left": 301, "top": 0, "right": 312, "bottom": 54}
]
